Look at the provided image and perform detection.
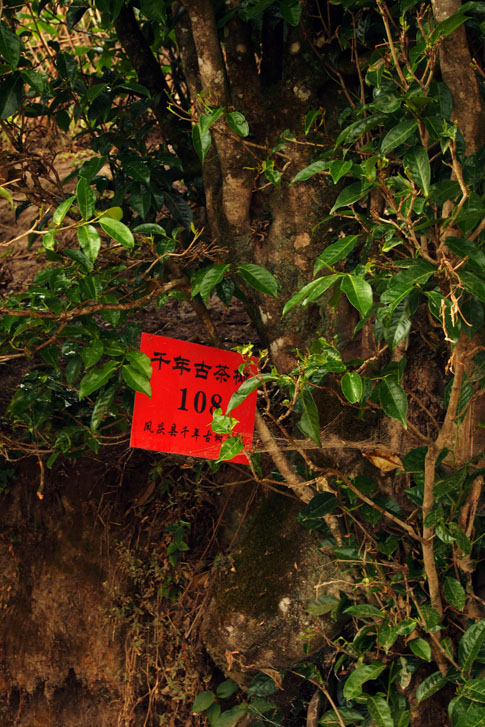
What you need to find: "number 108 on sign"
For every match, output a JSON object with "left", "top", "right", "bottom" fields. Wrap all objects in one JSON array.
[{"left": 130, "top": 334, "right": 257, "bottom": 464}]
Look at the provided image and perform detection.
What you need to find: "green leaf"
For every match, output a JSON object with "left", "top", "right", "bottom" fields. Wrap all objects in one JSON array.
[
  {"left": 192, "top": 124, "right": 211, "bottom": 163},
  {"left": 42, "top": 230, "right": 55, "bottom": 251},
  {"left": 279, "top": 0, "right": 302, "bottom": 25},
  {"left": 404, "top": 147, "right": 431, "bottom": 197},
  {"left": 76, "top": 177, "right": 96, "bottom": 220},
  {"left": 290, "top": 160, "right": 328, "bottom": 184},
  {"left": 0, "top": 22, "right": 21, "bottom": 69},
  {"left": 81, "top": 340, "right": 104, "bottom": 369},
  {"left": 409, "top": 638, "right": 432, "bottom": 661},
  {"left": 282, "top": 274, "right": 342, "bottom": 315},
  {"left": 213, "top": 704, "right": 247, "bottom": 727},
  {"left": 459, "top": 705, "right": 485, "bottom": 727},
  {"left": 328, "top": 160, "right": 353, "bottom": 184},
  {"left": 125, "top": 351, "right": 152, "bottom": 379},
  {"left": 378, "top": 379, "right": 408, "bottom": 429},
  {"left": 90, "top": 383, "right": 117, "bottom": 432},
  {"left": 330, "top": 182, "right": 373, "bottom": 214},
  {"left": 341, "top": 371, "right": 363, "bottom": 403},
  {"left": 125, "top": 160, "right": 150, "bottom": 184},
  {"left": 0, "top": 72, "right": 23, "bottom": 119},
  {"left": 216, "top": 680, "right": 239, "bottom": 699},
  {"left": 77, "top": 225, "right": 101, "bottom": 264},
  {"left": 226, "top": 374, "right": 275, "bottom": 414},
  {"left": 63, "top": 248, "right": 93, "bottom": 272},
  {"left": 343, "top": 663, "right": 387, "bottom": 700},
  {"left": 192, "top": 691, "right": 216, "bottom": 714},
  {"left": 101, "top": 206, "right": 123, "bottom": 221},
  {"left": 53, "top": 196, "right": 75, "bottom": 226},
  {"left": 237, "top": 263, "right": 278, "bottom": 297},
  {"left": 99, "top": 217, "right": 135, "bottom": 250},
  {"left": 461, "top": 678, "right": 485, "bottom": 703},
  {"left": 133, "top": 223, "right": 166, "bottom": 235},
  {"left": 0, "top": 183, "right": 13, "bottom": 210},
  {"left": 297, "top": 492, "right": 339, "bottom": 531},
  {"left": 459, "top": 619, "right": 485, "bottom": 673},
  {"left": 344, "top": 604, "right": 384, "bottom": 619},
  {"left": 367, "top": 695, "right": 394, "bottom": 727},
  {"left": 381, "top": 259, "right": 435, "bottom": 311},
  {"left": 211, "top": 410, "right": 239, "bottom": 434},
  {"left": 319, "top": 707, "right": 365, "bottom": 725},
  {"left": 314, "top": 235, "right": 359, "bottom": 272},
  {"left": 460, "top": 270, "right": 485, "bottom": 302},
  {"left": 306, "top": 593, "right": 339, "bottom": 616},
  {"left": 416, "top": 671, "right": 448, "bottom": 703},
  {"left": 444, "top": 576, "right": 466, "bottom": 611},
  {"left": 378, "top": 622, "right": 399, "bottom": 653},
  {"left": 299, "top": 387, "right": 321, "bottom": 446},
  {"left": 79, "top": 361, "right": 119, "bottom": 400},
  {"left": 122, "top": 364, "right": 152, "bottom": 397},
  {"left": 341, "top": 275, "right": 373, "bottom": 316},
  {"left": 217, "top": 436, "right": 244, "bottom": 462},
  {"left": 304, "top": 109, "right": 321, "bottom": 135},
  {"left": 226, "top": 111, "right": 249, "bottom": 137},
  {"left": 192, "top": 264, "right": 230, "bottom": 302},
  {"left": 429, "top": 12, "right": 468, "bottom": 44},
  {"left": 380, "top": 120, "right": 417, "bottom": 154}
]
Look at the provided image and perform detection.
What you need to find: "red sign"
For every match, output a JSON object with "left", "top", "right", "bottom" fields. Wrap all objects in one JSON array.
[{"left": 130, "top": 333, "right": 257, "bottom": 464}]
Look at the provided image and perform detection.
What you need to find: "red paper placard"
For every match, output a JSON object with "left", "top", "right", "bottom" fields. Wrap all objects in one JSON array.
[{"left": 130, "top": 333, "right": 257, "bottom": 464}]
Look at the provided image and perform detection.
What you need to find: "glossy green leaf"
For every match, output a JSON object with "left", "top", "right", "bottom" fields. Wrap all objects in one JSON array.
[
  {"left": 378, "top": 379, "right": 408, "bottom": 428},
  {"left": 79, "top": 361, "right": 119, "bottom": 400},
  {"left": 381, "top": 260, "right": 435, "bottom": 311},
  {"left": 192, "top": 264, "right": 230, "bottom": 302},
  {"left": 299, "top": 387, "right": 321, "bottom": 446},
  {"left": 125, "top": 351, "right": 152, "bottom": 379},
  {"left": 341, "top": 371, "right": 363, "bottom": 403},
  {"left": 306, "top": 593, "right": 339, "bottom": 616},
  {"left": 0, "top": 72, "right": 23, "bottom": 119},
  {"left": 304, "top": 109, "right": 321, "bottom": 135},
  {"left": 416, "top": 671, "right": 448, "bottom": 703},
  {"left": 290, "top": 160, "right": 328, "bottom": 184},
  {"left": 226, "top": 111, "right": 249, "bottom": 137},
  {"left": 125, "top": 160, "right": 150, "bottom": 184},
  {"left": 133, "top": 223, "right": 166, "bottom": 235},
  {"left": 90, "top": 383, "right": 117, "bottom": 432},
  {"left": 282, "top": 274, "right": 342, "bottom": 315},
  {"left": 77, "top": 225, "right": 101, "bottom": 263},
  {"left": 378, "top": 622, "right": 399, "bottom": 653},
  {"left": 192, "top": 124, "right": 211, "bottom": 163},
  {"left": 341, "top": 275, "right": 373, "bottom": 316},
  {"left": 328, "top": 160, "right": 353, "bottom": 184},
  {"left": 122, "top": 364, "right": 152, "bottom": 397},
  {"left": 81, "top": 340, "right": 104, "bottom": 369},
  {"left": 0, "top": 183, "right": 13, "bottom": 211},
  {"left": 367, "top": 695, "right": 394, "bottom": 727},
  {"left": 101, "top": 206, "right": 123, "bottom": 221},
  {"left": 429, "top": 12, "right": 468, "bottom": 44},
  {"left": 380, "top": 119, "right": 417, "bottom": 154},
  {"left": 237, "top": 263, "right": 278, "bottom": 297},
  {"left": 99, "top": 217, "right": 134, "bottom": 250},
  {"left": 330, "top": 182, "right": 373, "bottom": 213},
  {"left": 42, "top": 230, "right": 55, "bottom": 251},
  {"left": 280, "top": 0, "right": 302, "bottom": 25},
  {"left": 460, "top": 270, "right": 485, "bottom": 302},
  {"left": 216, "top": 680, "right": 239, "bottom": 699},
  {"left": 343, "top": 663, "right": 387, "bottom": 700},
  {"left": 444, "top": 576, "right": 466, "bottom": 611},
  {"left": 213, "top": 704, "right": 247, "bottom": 727},
  {"left": 76, "top": 177, "right": 96, "bottom": 220},
  {"left": 192, "top": 691, "right": 216, "bottom": 714},
  {"left": 461, "top": 678, "right": 485, "bottom": 703},
  {"left": 459, "top": 619, "right": 485, "bottom": 673},
  {"left": 409, "top": 638, "right": 432, "bottom": 661},
  {"left": 217, "top": 436, "right": 244, "bottom": 462},
  {"left": 314, "top": 235, "right": 359, "bottom": 272},
  {"left": 344, "top": 604, "right": 384, "bottom": 619},
  {"left": 53, "top": 196, "right": 75, "bottom": 226},
  {"left": 404, "top": 147, "right": 431, "bottom": 196},
  {"left": 0, "top": 22, "right": 21, "bottom": 69},
  {"left": 458, "top": 706, "right": 485, "bottom": 727},
  {"left": 226, "top": 374, "right": 275, "bottom": 414},
  {"left": 319, "top": 707, "right": 365, "bottom": 725}
]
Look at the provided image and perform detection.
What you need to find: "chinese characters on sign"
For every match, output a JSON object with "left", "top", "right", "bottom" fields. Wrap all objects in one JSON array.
[{"left": 130, "top": 334, "right": 257, "bottom": 464}]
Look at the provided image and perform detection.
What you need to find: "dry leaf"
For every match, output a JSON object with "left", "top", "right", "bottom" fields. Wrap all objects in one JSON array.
[{"left": 362, "top": 449, "right": 403, "bottom": 473}]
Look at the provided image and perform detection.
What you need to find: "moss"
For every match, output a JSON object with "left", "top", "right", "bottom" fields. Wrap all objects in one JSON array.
[{"left": 215, "top": 493, "right": 329, "bottom": 619}]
